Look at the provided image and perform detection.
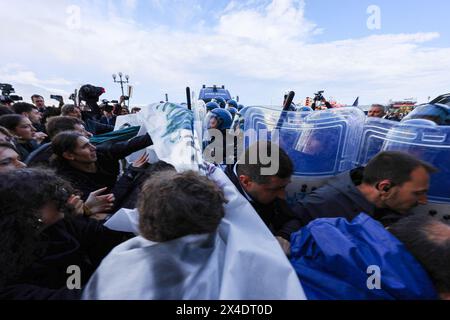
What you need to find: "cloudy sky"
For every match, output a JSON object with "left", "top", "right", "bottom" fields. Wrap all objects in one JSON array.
[{"left": 1, "top": 0, "right": 449, "bottom": 106}]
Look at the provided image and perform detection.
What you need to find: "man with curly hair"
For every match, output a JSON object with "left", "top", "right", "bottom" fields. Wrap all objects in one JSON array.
[{"left": 83, "top": 170, "right": 227, "bottom": 299}]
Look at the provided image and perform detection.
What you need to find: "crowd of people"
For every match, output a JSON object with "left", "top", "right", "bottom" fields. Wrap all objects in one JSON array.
[{"left": 0, "top": 85, "right": 449, "bottom": 300}]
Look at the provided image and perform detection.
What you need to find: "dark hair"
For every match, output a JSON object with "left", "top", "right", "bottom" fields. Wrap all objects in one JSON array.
[
  {"left": 0, "top": 114, "right": 26, "bottom": 132},
  {"left": 0, "top": 168, "right": 75, "bottom": 286},
  {"left": 389, "top": 214, "right": 450, "bottom": 293},
  {"left": 103, "top": 104, "right": 114, "bottom": 113},
  {"left": 61, "top": 104, "right": 79, "bottom": 116},
  {"left": 0, "top": 106, "right": 13, "bottom": 116},
  {"left": 12, "top": 102, "right": 36, "bottom": 114},
  {"left": 51, "top": 131, "right": 84, "bottom": 161},
  {"left": 237, "top": 141, "right": 293, "bottom": 184},
  {"left": 138, "top": 170, "right": 226, "bottom": 242},
  {"left": 31, "top": 94, "right": 43, "bottom": 101},
  {"left": 46, "top": 116, "right": 84, "bottom": 139},
  {"left": 370, "top": 104, "right": 386, "bottom": 112},
  {"left": 362, "top": 151, "right": 437, "bottom": 186}
]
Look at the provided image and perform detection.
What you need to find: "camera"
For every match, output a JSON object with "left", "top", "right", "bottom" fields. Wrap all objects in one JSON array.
[
  {"left": 78, "top": 84, "right": 105, "bottom": 102},
  {"left": 0, "top": 83, "right": 23, "bottom": 104},
  {"left": 0, "top": 83, "right": 15, "bottom": 96},
  {"left": 314, "top": 90, "right": 325, "bottom": 102}
]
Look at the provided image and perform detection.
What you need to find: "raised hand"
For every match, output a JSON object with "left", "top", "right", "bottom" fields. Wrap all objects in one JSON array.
[{"left": 85, "top": 187, "right": 115, "bottom": 215}]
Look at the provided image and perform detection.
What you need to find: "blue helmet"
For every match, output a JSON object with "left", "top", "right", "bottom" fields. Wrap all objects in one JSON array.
[
  {"left": 237, "top": 104, "right": 245, "bottom": 111},
  {"left": 227, "top": 99, "right": 238, "bottom": 109},
  {"left": 298, "top": 106, "right": 313, "bottom": 112},
  {"left": 213, "top": 97, "right": 227, "bottom": 108},
  {"left": 226, "top": 106, "right": 238, "bottom": 118},
  {"left": 402, "top": 103, "right": 450, "bottom": 125},
  {"left": 210, "top": 108, "right": 233, "bottom": 130},
  {"left": 206, "top": 101, "right": 220, "bottom": 111}
]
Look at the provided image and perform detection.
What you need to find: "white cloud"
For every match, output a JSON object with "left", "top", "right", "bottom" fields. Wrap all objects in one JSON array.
[
  {"left": 124, "top": 0, "right": 137, "bottom": 10},
  {"left": 0, "top": 65, "right": 73, "bottom": 100},
  {"left": 1, "top": 0, "right": 449, "bottom": 105}
]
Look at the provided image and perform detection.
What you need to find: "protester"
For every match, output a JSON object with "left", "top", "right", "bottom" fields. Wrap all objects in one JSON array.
[
  {"left": 51, "top": 131, "right": 152, "bottom": 209},
  {"left": 83, "top": 170, "right": 227, "bottom": 299},
  {"left": 0, "top": 114, "right": 42, "bottom": 161},
  {"left": 0, "top": 169, "right": 129, "bottom": 300}
]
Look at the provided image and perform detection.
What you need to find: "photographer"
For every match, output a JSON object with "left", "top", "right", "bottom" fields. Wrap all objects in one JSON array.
[
  {"left": 78, "top": 84, "right": 105, "bottom": 120},
  {"left": 311, "top": 91, "right": 332, "bottom": 111}
]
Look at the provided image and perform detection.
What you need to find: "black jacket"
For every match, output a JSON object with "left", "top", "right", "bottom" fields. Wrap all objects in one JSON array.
[
  {"left": 293, "top": 167, "right": 404, "bottom": 228},
  {"left": 15, "top": 139, "right": 40, "bottom": 162},
  {"left": 224, "top": 164, "right": 302, "bottom": 240},
  {"left": 29, "top": 133, "right": 152, "bottom": 168},
  {"left": 53, "top": 134, "right": 153, "bottom": 200},
  {"left": 0, "top": 217, "right": 129, "bottom": 300}
]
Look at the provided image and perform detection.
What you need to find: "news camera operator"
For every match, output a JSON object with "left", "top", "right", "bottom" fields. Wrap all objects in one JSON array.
[
  {"left": 311, "top": 91, "right": 332, "bottom": 111},
  {"left": 64, "top": 85, "right": 114, "bottom": 135},
  {"left": 78, "top": 84, "right": 105, "bottom": 120}
]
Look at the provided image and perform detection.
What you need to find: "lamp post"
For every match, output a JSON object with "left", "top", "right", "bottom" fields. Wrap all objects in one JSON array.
[{"left": 112, "top": 72, "right": 130, "bottom": 107}]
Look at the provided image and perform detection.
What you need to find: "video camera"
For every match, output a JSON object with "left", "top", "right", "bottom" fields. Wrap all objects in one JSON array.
[
  {"left": 0, "top": 83, "right": 23, "bottom": 103},
  {"left": 314, "top": 90, "right": 325, "bottom": 102},
  {"left": 78, "top": 84, "right": 105, "bottom": 102}
]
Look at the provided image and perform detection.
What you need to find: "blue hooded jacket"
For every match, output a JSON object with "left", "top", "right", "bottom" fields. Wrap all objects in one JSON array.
[{"left": 290, "top": 213, "right": 438, "bottom": 300}]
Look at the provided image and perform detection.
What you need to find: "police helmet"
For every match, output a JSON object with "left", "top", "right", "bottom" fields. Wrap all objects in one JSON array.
[
  {"left": 210, "top": 108, "right": 233, "bottom": 130},
  {"left": 206, "top": 101, "right": 220, "bottom": 112}
]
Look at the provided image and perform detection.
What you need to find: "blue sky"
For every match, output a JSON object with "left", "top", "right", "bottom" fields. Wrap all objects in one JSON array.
[{"left": 1, "top": 0, "right": 450, "bottom": 106}]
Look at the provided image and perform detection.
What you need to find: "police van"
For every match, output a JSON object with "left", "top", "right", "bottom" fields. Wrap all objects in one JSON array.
[{"left": 198, "top": 85, "right": 232, "bottom": 103}]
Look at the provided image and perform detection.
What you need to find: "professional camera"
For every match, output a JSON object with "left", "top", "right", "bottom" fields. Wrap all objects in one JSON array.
[
  {"left": 78, "top": 84, "right": 105, "bottom": 102},
  {"left": 314, "top": 90, "right": 325, "bottom": 102},
  {"left": 0, "top": 83, "right": 23, "bottom": 103},
  {"left": 0, "top": 83, "right": 14, "bottom": 96}
]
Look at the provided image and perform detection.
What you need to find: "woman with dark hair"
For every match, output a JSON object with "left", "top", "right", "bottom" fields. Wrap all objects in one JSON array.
[
  {"left": 0, "top": 114, "right": 40, "bottom": 161},
  {"left": 0, "top": 169, "right": 129, "bottom": 300}
]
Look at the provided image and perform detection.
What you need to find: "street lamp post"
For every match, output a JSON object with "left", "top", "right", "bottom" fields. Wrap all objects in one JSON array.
[{"left": 112, "top": 72, "right": 130, "bottom": 107}]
